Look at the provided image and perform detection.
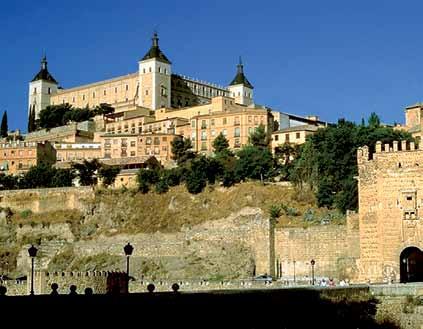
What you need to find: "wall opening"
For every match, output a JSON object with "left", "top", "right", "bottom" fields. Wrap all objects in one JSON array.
[{"left": 400, "top": 247, "right": 423, "bottom": 283}]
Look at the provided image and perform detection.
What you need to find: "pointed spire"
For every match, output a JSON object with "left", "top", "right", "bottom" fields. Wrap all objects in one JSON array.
[
  {"left": 31, "top": 54, "right": 58, "bottom": 84},
  {"left": 152, "top": 31, "right": 159, "bottom": 47},
  {"left": 41, "top": 54, "right": 47, "bottom": 70},
  {"left": 229, "top": 57, "right": 253, "bottom": 89},
  {"left": 237, "top": 56, "right": 244, "bottom": 74},
  {"left": 141, "top": 31, "right": 171, "bottom": 64}
]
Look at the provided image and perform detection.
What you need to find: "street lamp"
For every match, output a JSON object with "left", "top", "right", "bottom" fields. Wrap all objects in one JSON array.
[
  {"left": 311, "top": 259, "right": 316, "bottom": 285},
  {"left": 124, "top": 243, "right": 134, "bottom": 293},
  {"left": 28, "top": 245, "right": 38, "bottom": 295}
]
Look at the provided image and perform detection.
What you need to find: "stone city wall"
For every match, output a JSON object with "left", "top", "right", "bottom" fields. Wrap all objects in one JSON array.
[
  {"left": 0, "top": 186, "right": 95, "bottom": 213},
  {"left": 274, "top": 211, "right": 360, "bottom": 282},
  {"left": 357, "top": 141, "right": 423, "bottom": 283}
]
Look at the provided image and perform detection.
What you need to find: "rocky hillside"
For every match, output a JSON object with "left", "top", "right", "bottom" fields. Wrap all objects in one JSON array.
[{"left": 0, "top": 182, "right": 344, "bottom": 280}]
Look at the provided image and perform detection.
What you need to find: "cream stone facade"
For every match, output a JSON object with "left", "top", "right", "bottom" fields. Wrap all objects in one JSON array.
[
  {"left": 357, "top": 140, "right": 423, "bottom": 283},
  {"left": 271, "top": 125, "right": 319, "bottom": 152},
  {"left": 54, "top": 143, "right": 101, "bottom": 162},
  {"left": 0, "top": 141, "right": 56, "bottom": 175}
]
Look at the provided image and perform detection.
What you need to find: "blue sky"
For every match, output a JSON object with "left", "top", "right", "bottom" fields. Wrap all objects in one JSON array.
[{"left": 1, "top": 0, "right": 423, "bottom": 131}]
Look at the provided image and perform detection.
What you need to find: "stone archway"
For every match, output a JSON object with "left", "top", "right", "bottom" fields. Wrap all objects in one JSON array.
[{"left": 400, "top": 247, "right": 423, "bottom": 283}]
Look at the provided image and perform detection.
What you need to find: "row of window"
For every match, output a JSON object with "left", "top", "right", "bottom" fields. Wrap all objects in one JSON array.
[
  {"left": 59, "top": 85, "right": 131, "bottom": 104},
  {"left": 1, "top": 150, "right": 33, "bottom": 157},
  {"left": 191, "top": 116, "right": 264, "bottom": 129},
  {"left": 231, "top": 91, "right": 252, "bottom": 98},
  {"left": 273, "top": 132, "right": 302, "bottom": 142}
]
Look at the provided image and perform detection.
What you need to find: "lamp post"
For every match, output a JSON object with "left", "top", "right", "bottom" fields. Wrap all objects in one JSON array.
[
  {"left": 311, "top": 259, "right": 316, "bottom": 285},
  {"left": 293, "top": 260, "right": 296, "bottom": 284},
  {"left": 124, "top": 243, "right": 134, "bottom": 293},
  {"left": 28, "top": 245, "right": 38, "bottom": 295}
]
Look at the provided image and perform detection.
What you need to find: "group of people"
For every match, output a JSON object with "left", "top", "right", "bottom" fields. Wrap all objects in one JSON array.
[
  {"left": 50, "top": 283, "right": 93, "bottom": 295},
  {"left": 318, "top": 278, "right": 350, "bottom": 287}
]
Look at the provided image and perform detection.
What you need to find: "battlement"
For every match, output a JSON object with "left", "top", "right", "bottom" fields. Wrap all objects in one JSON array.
[{"left": 357, "top": 140, "right": 421, "bottom": 163}]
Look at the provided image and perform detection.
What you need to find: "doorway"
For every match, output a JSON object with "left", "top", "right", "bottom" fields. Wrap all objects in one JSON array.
[{"left": 400, "top": 247, "right": 423, "bottom": 283}]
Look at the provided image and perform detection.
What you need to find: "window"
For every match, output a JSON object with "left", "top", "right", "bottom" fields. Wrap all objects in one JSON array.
[
  {"left": 275, "top": 135, "right": 279, "bottom": 141},
  {"left": 34, "top": 87, "right": 37, "bottom": 94},
  {"left": 130, "top": 141, "right": 136, "bottom": 147},
  {"left": 191, "top": 120, "right": 196, "bottom": 128},
  {"left": 149, "top": 67, "right": 152, "bottom": 73},
  {"left": 72, "top": 97, "right": 75, "bottom": 102},
  {"left": 154, "top": 137, "right": 160, "bottom": 145},
  {"left": 93, "top": 92, "right": 95, "bottom": 98},
  {"left": 223, "top": 118, "right": 227, "bottom": 125},
  {"left": 234, "top": 127, "right": 240, "bottom": 137},
  {"left": 82, "top": 95, "right": 85, "bottom": 101},
  {"left": 285, "top": 134, "right": 290, "bottom": 142},
  {"left": 211, "top": 119, "right": 215, "bottom": 126},
  {"left": 146, "top": 90, "right": 149, "bottom": 95},
  {"left": 234, "top": 116, "right": 240, "bottom": 125},
  {"left": 158, "top": 67, "right": 161, "bottom": 73},
  {"left": 104, "top": 90, "right": 107, "bottom": 96},
  {"left": 143, "top": 69, "right": 146, "bottom": 74},
  {"left": 222, "top": 129, "right": 227, "bottom": 136},
  {"left": 234, "top": 139, "right": 241, "bottom": 148},
  {"left": 48, "top": 88, "right": 51, "bottom": 94},
  {"left": 146, "top": 137, "right": 152, "bottom": 145},
  {"left": 248, "top": 116, "right": 252, "bottom": 123},
  {"left": 211, "top": 130, "right": 216, "bottom": 137},
  {"left": 126, "top": 85, "right": 129, "bottom": 91},
  {"left": 201, "top": 142, "right": 207, "bottom": 151},
  {"left": 201, "top": 131, "right": 207, "bottom": 141},
  {"left": 191, "top": 132, "right": 196, "bottom": 141},
  {"left": 201, "top": 120, "right": 207, "bottom": 129},
  {"left": 296, "top": 132, "right": 301, "bottom": 139},
  {"left": 130, "top": 151, "right": 136, "bottom": 156},
  {"left": 162, "top": 137, "right": 167, "bottom": 142},
  {"left": 248, "top": 127, "right": 253, "bottom": 135},
  {"left": 115, "top": 87, "right": 118, "bottom": 93},
  {"left": 164, "top": 69, "right": 167, "bottom": 74}
]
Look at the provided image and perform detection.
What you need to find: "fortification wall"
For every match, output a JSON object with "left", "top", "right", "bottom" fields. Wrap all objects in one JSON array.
[
  {"left": 274, "top": 211, "right": 360, "bottom": 282},
  {"left": 357, "top": 140, "right": 423, "bottom": 283},
  {"left": 72, "top": 207, "right": 274, "bottom": 278},
  {"left": 0, "top": 187, "right": 95, "bottom": 213}
]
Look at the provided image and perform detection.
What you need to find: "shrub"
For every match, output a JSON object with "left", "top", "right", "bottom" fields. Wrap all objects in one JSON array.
[
  {"left": 20, "top": 209, "right": 32, "bottom": 219},
  {"left": 155, "top": 179, "right": 169, "bottom": 194},
  {"left": 269, "top": 205, "right": 282, "bottom": 221}
]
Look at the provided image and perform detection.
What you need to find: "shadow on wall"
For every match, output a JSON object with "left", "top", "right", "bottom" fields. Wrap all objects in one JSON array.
[{"left": 0, "top": 286, "right": 400, "bottom": 328}]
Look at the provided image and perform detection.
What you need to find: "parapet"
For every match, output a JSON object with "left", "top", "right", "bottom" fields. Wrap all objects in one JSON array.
[{"left": 357, "top": 140, "right": 420, "bottom": 163}]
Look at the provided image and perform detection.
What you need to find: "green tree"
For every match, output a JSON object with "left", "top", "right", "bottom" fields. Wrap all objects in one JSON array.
[
  {"left": 185, "top": 158, "right": 208, "bottom": 194},
  {"left": 94, "top": 103, "right": 115, "bottom": 117},
  {"left": 171, "top": 136, "right": 196, "bottom": 165},
  {"left": 137, "top": 168, "right": 160, "bottom": 193},
  {"left": 368, "top": 112, "right": 381, "bottom": 128},
  {"left": 290, "top": 115, "right": 414, "bottom": 212},
  {"left": 72, "top": 159, "right": 101, "bottom": 186},
  {"left": 28, "top": 107, "right": 36, "bottom": 133},
  {"left": 19, "top": 164, "right": 56, "bottom": 188},
  {"left": 235, "top": 145, "right": 274, "bottom": 182},
  {"left": 98, "top": 166, "right": 120, "bottom": 187},
  {"left": 51, "top": 169, "right": 75, "bottom": 187},
  {"left": 1, "top": 111, "right": 8, "bottom": 138},
  {"left": 38, "top": 104, "right": 73, "bottom": 129},
  {"left": 155, "top": 178, "right": 169, "bottom": 194},
  {"left": 212, "top": 133, "right": 230, "bottom": 154},
  {"left": 163, "top": 167, "right": 183, "bottom": 186},
  {"left": 248, "top": 124, "right": 269, "bottom": 148}
]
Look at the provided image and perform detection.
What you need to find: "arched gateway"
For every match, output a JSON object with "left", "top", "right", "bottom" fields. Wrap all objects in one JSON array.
[{"left": 400, "top": 247, "right": 423, "bottom": 283}]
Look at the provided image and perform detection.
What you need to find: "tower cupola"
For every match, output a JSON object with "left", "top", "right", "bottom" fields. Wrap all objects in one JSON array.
[{"left": 228, "top": 57, "right": 254, "bottom": 106}]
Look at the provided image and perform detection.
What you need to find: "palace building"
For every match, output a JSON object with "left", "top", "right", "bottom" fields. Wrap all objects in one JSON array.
[{"left": 28, "top": 32, "right": 254, "bottom": 119}]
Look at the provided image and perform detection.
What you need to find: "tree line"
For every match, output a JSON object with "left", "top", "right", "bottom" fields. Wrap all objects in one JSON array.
[{"left": 28, "top": 103, "right": 115, "bottom": 132}]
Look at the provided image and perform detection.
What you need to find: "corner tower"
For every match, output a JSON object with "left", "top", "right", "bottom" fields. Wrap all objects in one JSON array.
[
  {"left": 228, "top": 57, "right": 254, "bottom": 106},
  {"left": 138, "top": 32, "right": 172, "bottom": 110},
  {"left": 28, "top": 56, "right": 58, "bottom": 118}
]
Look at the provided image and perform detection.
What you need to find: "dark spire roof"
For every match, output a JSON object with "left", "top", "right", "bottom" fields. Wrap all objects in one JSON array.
[
  {"left": 229, "top": 57, "right": 253, "bottom": 89},
  {"left": 31, "top": 55, "right": 58, "bottom": 84},
  {"left": 141, "top": 32, "right": 171, "bottom": 64}
]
